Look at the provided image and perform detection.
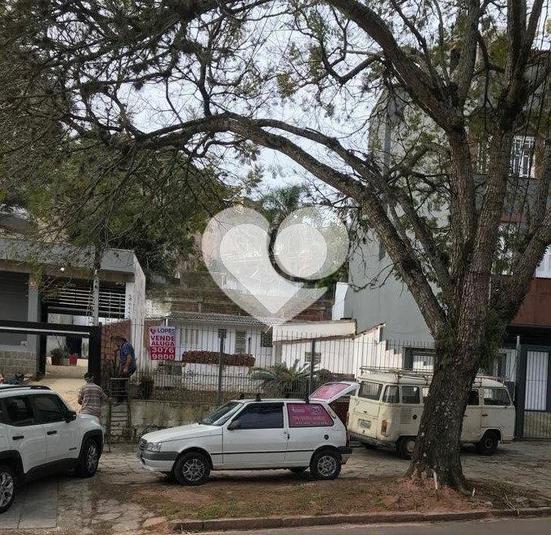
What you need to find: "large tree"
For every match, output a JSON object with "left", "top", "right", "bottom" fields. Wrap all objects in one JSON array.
[{"left": 3, "top": 1, "right": 551, "bottom": 489}]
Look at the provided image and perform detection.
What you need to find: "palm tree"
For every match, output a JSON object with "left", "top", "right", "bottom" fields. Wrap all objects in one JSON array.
[
  {"left": 259, "top": 185, "right": 310, "bottom": 224},
  {"left": 249, "top": 359, "right": 311, "bottom": 397}
]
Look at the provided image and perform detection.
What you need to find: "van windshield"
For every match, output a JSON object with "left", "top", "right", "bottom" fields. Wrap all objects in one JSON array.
[
  {"left": 201, "top": 402, "right": 242, "bottom": 426},
  {"left": 359, "top": 382, "right": 382, "bottom": 400}
]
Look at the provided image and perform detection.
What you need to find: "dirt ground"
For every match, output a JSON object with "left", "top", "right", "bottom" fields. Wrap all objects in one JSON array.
[{"left": 122, "top": 475, "right": 550, "bottom": 522}]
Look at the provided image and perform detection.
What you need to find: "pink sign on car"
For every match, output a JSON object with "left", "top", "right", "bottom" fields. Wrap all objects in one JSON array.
[{"left": 287, "top": 403, "right": 333, "bottom": 427}]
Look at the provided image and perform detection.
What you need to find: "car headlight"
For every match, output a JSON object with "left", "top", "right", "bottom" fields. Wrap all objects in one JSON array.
[{"left": 145, "top": 441, "right": 162, "bottom": 452}]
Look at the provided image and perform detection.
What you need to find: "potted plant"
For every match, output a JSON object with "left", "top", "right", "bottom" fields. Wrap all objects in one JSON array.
[{"left": 50, "top": 347, "right": 68, "bottom": 366}]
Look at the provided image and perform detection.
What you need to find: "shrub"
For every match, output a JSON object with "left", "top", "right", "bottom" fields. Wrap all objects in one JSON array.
[{"left": 182, "top": 351, "right": 255, "bottom": 367}]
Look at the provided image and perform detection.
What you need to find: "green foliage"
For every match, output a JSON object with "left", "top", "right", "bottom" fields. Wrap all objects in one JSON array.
[
  {"left": 249, "top": 359, "right": 336, "bottom": 397},
  {"left": 249, "top": 359, "right": 311, "bottom": 396}
]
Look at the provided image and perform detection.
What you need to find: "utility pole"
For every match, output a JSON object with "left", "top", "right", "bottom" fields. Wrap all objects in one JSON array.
[
  {"left": 217, "top": 329, "right": 227, "bottom": 405},
  {"left": 91, "top": 245, "right": 102, "bottom": 326}
]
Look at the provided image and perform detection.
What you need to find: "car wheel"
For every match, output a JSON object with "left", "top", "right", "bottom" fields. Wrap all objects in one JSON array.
[
  {"left": 0, "top": 465, "right": 16, "bottom": 514},
  {"left": 173, "top": 452, "right": 210, "bottom": 486},
  {"left": 77, "top": 438, "right": 100, "bottom": 478},
  {"left": 289, "top": 467, "right": 307, "bottom": 474},
  {"left": 397, "top": 437, "right": 416, "bottom": 460},
  {"left": 310, "top": 449, "right": 341, "bottom": 480},
  {"left": 476, "top": 431, "right": 499, "bottom": 456}
]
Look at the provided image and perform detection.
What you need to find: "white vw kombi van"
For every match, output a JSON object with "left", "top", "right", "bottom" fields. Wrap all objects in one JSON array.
[{"left": 345, "top": 370, "right": 515, "bottom": 458}]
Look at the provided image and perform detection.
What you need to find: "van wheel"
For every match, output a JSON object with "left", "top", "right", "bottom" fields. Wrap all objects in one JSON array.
[
  {"left": 397, "top": 437, "right": 416, "bottom": 459},
  {"left": 173, "top": 452, "right": 210, "bottom": 486},
  {"left": 310, "top": 449, "right": 341, "bottom": 480},
  {"left": 476, "top": 431, "right": 499, "bottom": 456},
  {"left": 76, "top": 439, "right": 100, "bottom": 477},
  {"left": 0, "top": 465, "right": 16, "bottom": 514}
]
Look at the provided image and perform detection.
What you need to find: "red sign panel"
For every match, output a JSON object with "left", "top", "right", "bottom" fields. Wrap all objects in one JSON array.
[
  {"left": 287, "top": 403, "right": 333, "bottom": 428},
  {"left": 149, "top": 326, "right": 176, "bottom": 361}
]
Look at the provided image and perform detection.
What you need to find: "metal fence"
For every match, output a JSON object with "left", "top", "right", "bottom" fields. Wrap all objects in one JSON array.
[
  {"left": 102, "top": 325, "right": 438, "bottom": 403},
  {"left": 98, "top": 322, "right": 551, "bottom": 440}
]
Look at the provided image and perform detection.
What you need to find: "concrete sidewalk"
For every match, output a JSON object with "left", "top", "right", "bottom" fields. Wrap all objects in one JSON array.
[{"left": 4, "top": 441, "right": 551, "bottom": 534}]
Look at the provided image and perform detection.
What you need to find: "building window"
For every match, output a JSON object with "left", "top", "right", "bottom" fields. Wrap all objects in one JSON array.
[
  {"left": 235, "top": 330, "right": 247, "bottom": 354},
  {"left": 261, "top": 329, "right": 273, "bottom": 348},
  {"left": 511, "top": 136, "right": 535, "bottom": 178}
]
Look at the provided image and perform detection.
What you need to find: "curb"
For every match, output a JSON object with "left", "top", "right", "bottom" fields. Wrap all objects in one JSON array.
[{"left": 170, "top": 507, "right": 551, "bottom": 532}]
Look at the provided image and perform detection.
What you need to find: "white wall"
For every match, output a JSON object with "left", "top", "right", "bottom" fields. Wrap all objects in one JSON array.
[
  {"left": 163, "top": 321, "right": 275, "bottom": 368},
  {"left": 278, "top": 324, "right": 404, "bottom": 378},
  {"left": 126, "top": 254, "right": 146, "bottom": 367},
  {"left": 331, "top": 282, "right": 349, "bottom": 320},
  {"left": 535, "top": 246, "right": 551, "bottom": 278}
]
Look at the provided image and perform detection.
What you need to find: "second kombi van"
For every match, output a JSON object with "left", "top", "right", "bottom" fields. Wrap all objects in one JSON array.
[{"left": 343, "top": 370, "right": 515, "bottom": 459}]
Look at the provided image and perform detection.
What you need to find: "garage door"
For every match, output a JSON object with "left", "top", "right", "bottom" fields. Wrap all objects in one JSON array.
[{"left": 525, "top": 351, "right": 549, "bottom": 411}]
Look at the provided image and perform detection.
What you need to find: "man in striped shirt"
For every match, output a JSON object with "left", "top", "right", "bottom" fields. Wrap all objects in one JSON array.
[{"left": 78, "top": 373, "right": 109, "bottom": 422}]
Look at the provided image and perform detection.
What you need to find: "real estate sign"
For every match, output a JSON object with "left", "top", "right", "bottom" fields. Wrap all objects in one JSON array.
[{"left": 149, "top": 326, "right": 176, "bottom": 361}]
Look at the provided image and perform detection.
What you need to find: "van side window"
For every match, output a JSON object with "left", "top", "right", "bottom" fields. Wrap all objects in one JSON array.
[
  {"left": 468, "top": 390, "right": 480, "bottom": 405},
  {"left": 359, "top": 382, "right": 382, "bottom": 401},
  {"left": 401, "top": 386, "right": 421, "bottom": 404},
  {"left": 483, "top": 388, "right": 510, "bottom": 406},
  {"left": 382, "top": 386, "right": 399, "bottom": 403}
]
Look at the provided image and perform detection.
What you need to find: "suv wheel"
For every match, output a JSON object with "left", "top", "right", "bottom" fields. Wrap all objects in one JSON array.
[
  {"left": 310, "top": 449, "right": 341, "bottom": 480},
  {"left": 173, "top": 452, "right": 210, "bottom": 486},
  {"left": 476, "top": 431, "right": 499, "bottom": 456},
  {"left": 77, "top": 438, "right": 100, "bottom": 477},
  {"left": 0, "top": 465, "right": 16, "bottom": 514}
]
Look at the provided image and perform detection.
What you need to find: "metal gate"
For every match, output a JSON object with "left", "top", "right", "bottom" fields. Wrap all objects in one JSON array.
[
  {"left": 0, "top": 319, "right": 102, "bottom": 384},
  {"left": 517, "top": 346, "right": 551, "bottom": 439}
]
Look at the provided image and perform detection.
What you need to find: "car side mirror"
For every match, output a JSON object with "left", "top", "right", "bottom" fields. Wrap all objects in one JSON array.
[
  {"left": 227, "top": 420, "right": 240, "bottom": 431},
  {"left": 65, "top": 410, "right": 77, "bottom": 423}
]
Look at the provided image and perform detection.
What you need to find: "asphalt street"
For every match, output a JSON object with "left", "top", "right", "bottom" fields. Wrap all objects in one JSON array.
[{"left": 201, "top": 518, "right": 551, "bottom": 535}]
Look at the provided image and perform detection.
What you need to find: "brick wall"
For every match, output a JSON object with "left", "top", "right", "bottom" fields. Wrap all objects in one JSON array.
[
  {"left": 100, "top": 320, "right": 131, "bottom": 367},
  {"left": 0, "top": 350, "right": 37, "bottom": 378}
]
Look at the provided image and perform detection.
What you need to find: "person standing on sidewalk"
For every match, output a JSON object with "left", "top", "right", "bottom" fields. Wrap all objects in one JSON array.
[
  {"left": 114, "top": 336, "right": 137, "bottom": 401},
  {"left": 78, "top": 373, "right": 109, "bottom": 423}
]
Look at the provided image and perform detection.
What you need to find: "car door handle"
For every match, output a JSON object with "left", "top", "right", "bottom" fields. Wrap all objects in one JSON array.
[
  {"left": 47, "top": 430, "right": 58, "bottom": 436},
  {"left": 12, "top": 435, "right": 24, "bottom": 441},
  {"left": 482, "top": 414, "right": 488, "bottom": 417}
]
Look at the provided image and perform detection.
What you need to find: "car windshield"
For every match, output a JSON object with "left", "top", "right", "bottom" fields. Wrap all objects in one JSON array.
[{"left": 201, "top": 402, "right": 242, "bottom": 426}]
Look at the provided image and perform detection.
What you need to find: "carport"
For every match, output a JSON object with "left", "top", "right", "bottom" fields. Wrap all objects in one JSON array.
[{"left": 0, "top": 319, "right": 102, "bottom": 384}]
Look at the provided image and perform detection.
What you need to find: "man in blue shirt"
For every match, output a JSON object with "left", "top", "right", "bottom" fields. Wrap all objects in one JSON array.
[
  {"left": 113, "top": 336, "right": 137, "bottom": 401},
  {"left": 116, "top": 336, "right": 137, "bottom": 376}
]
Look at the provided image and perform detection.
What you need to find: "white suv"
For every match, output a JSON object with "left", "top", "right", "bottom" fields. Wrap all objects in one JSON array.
[
  {"left": 138, "top": 397, "right": 352, "bottom": 485},
  {"left": 0, "top": 385, "right": 104, "bottom": 513}
]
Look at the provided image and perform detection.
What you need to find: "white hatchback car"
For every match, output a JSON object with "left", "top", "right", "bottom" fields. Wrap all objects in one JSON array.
[{"left": 138, "top": 396, "right": 352, "bottom": 485}]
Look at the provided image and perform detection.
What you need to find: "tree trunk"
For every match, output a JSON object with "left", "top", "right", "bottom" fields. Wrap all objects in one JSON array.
[{"left": 406, "top": 337, "right": 482, "bottom": 492}]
